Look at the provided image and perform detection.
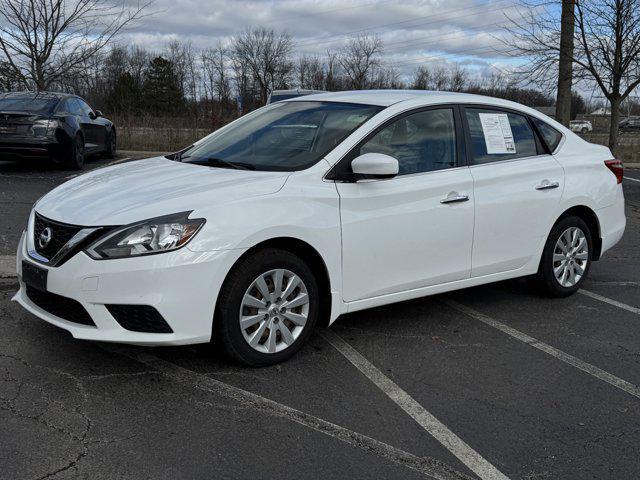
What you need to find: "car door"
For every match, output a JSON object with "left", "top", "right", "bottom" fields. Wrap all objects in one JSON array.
[
  {"left": 463, "top": 106, "right": 565, "bottom": 277},
  {"left": 67, "top": 98, "right": 99, "bottom": 151},
  {"left": 335, "top": 106, "right": 475, "bottom": 302},
  {"left": 76, "top": 98, "right": 105, "bottom": 151}
]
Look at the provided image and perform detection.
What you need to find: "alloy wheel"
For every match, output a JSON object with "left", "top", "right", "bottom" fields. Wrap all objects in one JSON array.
[
  {"left": 553, "top": 227, "right": 589, "bottom": 287},
  {"left": 239, "top": 269, "right": 309, "bottom": 354}
]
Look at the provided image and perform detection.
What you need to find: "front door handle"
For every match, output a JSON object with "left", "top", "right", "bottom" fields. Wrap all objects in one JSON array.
[
  {"left": 535, "top": 180, "right": 560, "bottom": 190},
  {"left": 440, "top": 193, "right": 470, "bottom": 204}
]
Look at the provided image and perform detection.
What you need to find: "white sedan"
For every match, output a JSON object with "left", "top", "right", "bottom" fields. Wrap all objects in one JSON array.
[{"left": 14, "top": 90, "right": 626, "bottom": 365}]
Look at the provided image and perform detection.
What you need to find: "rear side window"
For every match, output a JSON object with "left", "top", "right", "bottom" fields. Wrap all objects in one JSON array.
[
  {"left": 532, "top": 117, "right": 563, "bottom": 152},
  {"left": 465, "top": 108, "right": 537, "bottom": 164}
]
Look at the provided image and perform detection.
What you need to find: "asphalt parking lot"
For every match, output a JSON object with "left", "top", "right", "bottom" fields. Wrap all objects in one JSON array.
[{"left": 1, "top": 157, "right": 639, "bottom": 480}]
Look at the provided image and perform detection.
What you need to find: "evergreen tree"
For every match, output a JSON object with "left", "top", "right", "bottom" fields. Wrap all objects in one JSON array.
[{"left": 142, "top": 56, "right": 184, "bottom": 115}]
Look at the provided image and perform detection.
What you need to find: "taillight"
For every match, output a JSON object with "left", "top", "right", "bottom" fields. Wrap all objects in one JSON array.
[{"left": 605, "top": 159, "right": 624, "bottom": 184}]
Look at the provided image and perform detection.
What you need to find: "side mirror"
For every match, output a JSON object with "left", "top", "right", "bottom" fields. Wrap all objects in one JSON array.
[
  {"left": 94, "top": 110, "right": 103, "bottom": 118},
  {"left": 351, "top": 153, "right": 399, "bottom": 181}
]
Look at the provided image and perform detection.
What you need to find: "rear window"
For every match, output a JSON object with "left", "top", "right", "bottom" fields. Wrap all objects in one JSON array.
[
  {"left": 532, "top": 117, "right": 563, "bottom": 152},
  {"left": 0, "top": 96, "right": 58, "bottom": 114}
]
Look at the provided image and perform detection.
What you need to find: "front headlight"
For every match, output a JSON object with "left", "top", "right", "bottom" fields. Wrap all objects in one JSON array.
[{"left": 86, "top": 212, "right": 205, "bottom": 260}]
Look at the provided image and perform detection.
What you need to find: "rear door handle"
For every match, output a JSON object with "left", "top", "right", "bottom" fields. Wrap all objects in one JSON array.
[
  {"left": 440, "top": 193, "right": 470, "bottom": 204},
  {"left": 535, "top": 180, "right": 559, "bottom": 190}
]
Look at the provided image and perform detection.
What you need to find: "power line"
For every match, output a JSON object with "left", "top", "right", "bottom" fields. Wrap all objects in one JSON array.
[{"left": 293, "top": 0, "right": 515, "bottom": 48}]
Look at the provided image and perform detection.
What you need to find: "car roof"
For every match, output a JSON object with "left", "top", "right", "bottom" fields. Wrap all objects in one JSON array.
[{"left": 285, "top": 89, "right": 536, "bottom": 109}]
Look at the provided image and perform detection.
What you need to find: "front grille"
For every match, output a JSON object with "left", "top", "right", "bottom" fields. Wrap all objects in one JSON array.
[
  {"left": 26, "top": 285, "right": 95, "bottom": 326},
  {"left": 33, "top": 213, "right": 83, "bottom": 261},
  {"left": 106, "top": 304, "right": 173, "bottom": 333}
]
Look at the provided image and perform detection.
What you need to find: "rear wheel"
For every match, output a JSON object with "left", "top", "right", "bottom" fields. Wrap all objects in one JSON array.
[
  {"left": 64, "top": 134, "right": 85, "bottom": 170},
  {"left": 103, "top": 130, "right": 117, "bottom": 158},
  {"left": 534, "top": 215, "right": 592, "bottom": 297},
  {"left": 581, "top": 127, "right": 588, "bottom": 134},
  {"left": 214, "top": 248, "right": 319, "bottom": 366}
]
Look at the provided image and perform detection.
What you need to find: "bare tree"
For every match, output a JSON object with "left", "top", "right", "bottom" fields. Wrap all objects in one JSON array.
[
  {"left": 167, "top": 40, "right": 199, "bottom": 103},
  {"left": 338, "top": 34, "right": 383, "bottom": 89},
  {"left": 556, "top": 0, "right": 575, "bottom": 126},
  {"left": 431, "top": 65, "right": 449, "bottom": 91},
  {"left": 296, "top": 55, "right": 325, "bottom": 90},
  {"left": 412, "top": 65, "right": 432, "bottom": 90},
  {"left": 232, "top": 27, "right": 293, "bottom": 104},
  {"left": 0, "top": 0, "right": 151, "bottom": 90},
  {"left": 448, "top": 64, "right": 468, "bottom": 92},
  {"left": 202, "top": 44, "right": 231, "bottom": 104},
  {"left": 507, "top": 0, "right": 640, "bottom": 150}
]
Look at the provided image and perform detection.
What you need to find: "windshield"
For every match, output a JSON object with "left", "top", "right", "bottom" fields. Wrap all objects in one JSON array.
[
  {"left": 0, "top": 96, "right": 58, "bottom": 114},
  {"left": 180, "top": 101, "right": 382, "bottom": 171}
]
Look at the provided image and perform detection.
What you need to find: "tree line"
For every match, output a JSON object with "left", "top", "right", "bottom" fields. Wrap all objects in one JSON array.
[{"left": 1, "top": 27, "right": 590, "bottom": 128}]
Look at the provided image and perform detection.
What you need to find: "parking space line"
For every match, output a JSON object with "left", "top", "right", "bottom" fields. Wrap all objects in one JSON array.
[
  {"left": 624, "top": 176, "right": 640, "bottom": 183},
  {"left": 444, "top": 300, "right": 640, "bottom": 400},
  {"left": 102, "top": 346, "right": 470, "bottom": 480},
  {"left": 579, "top": 289, "right": 640, "bottom": 315},
  {"left": 320, "top": 328, "right": 510, "bottom": 480}
]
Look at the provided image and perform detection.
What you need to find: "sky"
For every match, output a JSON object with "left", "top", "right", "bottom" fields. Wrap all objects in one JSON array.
[{"left": 118, "top": 0, "right": 527, "bottom": 81}]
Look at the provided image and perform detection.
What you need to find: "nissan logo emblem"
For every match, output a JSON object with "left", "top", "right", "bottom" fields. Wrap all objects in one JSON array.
[{"left": 38, "top": 227, "right": 52, "bottom": 249}]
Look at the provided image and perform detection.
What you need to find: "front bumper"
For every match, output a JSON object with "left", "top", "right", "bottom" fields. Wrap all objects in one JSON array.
[{"left": 13, "top": 233, "right": 246, "bottom": 345}]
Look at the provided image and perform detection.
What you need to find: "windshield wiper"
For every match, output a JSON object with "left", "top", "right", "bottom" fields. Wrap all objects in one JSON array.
[{"left": 201, "top": 157, "right": 256, "bottom": 170}]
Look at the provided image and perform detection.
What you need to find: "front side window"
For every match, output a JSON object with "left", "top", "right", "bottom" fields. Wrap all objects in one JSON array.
[
  {"left": 67, "top": 99, "right": 85, "bottom": 116},
  {"left": 179, "top": 101, "right": 382, "bottom": 171},
  {"left": 355, "top": 108, "right": 458, "bottom": 175},
  {"left": 465, "top": 108, "right": 537, "bottom": 164}
]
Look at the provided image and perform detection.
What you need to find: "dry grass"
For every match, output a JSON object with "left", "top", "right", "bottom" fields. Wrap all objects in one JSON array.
[
  {"left": 113, "top": 115, "right": 640, "bottom": 164},
  {"left": 582, "top": 133, "right": 640, "bottom": 163},
  {"left": 112, "top": 115, "right": 227, "bottom": 152}
]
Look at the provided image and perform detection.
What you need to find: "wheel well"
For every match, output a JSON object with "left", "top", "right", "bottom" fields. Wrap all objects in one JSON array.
[
  {"left": 222, "top": 237, "right": 332, "bottom": 326},
  {"left": 557, "top": 206, "right": 602, "bottom": 260}
]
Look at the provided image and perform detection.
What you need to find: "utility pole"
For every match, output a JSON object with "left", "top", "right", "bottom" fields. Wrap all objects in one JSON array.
[{"left": 556, "top": 0, "right": 575, "bottom": 126}]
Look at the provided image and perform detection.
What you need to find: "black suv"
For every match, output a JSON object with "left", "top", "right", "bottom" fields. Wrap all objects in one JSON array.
[{"left": 0, "top": 91, "right": 116, "bottom": 170}]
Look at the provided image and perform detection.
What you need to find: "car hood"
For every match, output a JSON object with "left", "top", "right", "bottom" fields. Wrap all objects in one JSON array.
[{"left": 35, "top": 157, "right": 290, "bottom": 226}]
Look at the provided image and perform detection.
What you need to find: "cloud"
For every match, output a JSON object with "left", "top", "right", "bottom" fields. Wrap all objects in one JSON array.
[{"left": 114, "top": 0, "right": 524, "bottom": 79}]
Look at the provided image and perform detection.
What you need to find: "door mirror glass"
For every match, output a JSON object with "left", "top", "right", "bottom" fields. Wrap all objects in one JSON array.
[
  {"left": 351, "top": 153, "right": 399, "bottom": 181},
  {"left": 94, "top": 110, "right": 103, "bottom": 118}
]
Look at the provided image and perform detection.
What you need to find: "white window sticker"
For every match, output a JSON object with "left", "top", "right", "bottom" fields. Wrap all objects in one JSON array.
[{"left": 478, "top": 113, "right": 516, "bottom": 154}]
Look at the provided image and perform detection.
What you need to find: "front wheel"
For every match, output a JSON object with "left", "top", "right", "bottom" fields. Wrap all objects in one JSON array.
[
  {"left": 581, "top": 127, "right": 588, "bottom": 134},
  {"left": 534, "top": 216, "right": 592, "bottom": 297},
  {"left": 214, "top": 248, "right": 319, "bottom": 366}
]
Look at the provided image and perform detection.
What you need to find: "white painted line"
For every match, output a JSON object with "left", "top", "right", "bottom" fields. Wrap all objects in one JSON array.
[
  {"left": 102, "top": 346, "right": 469, "bottom": 480},
  {"left": 0, "top": 255, "right": 15, "bottom": 278},
  {"left": 320, "top": 328, "right": 510, "bottom": 480},
  {"left": 579, "top": 289, "right": 640, "bottom": 315},
  {"left": 624, "top": 176, "right": 640, "bottom": 183},
  {"left": 444, "top": 299, "right": 640, "bottom": 400}
]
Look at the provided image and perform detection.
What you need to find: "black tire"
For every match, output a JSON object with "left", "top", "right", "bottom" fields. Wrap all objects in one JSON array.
[
  {"left": 103, "top": 130, "right": 117, "bottom": 158},
  {"left": 534, "top": 215, "right": 593, "bottom": 297},
  {"left": 65, "top": 134, "right": 85, "bottom": 170},
  {"left": 581, "top": 127, "right": 588, "bottom": 134},
  {"left": 214, "top": 248, "right": 320, "bottom": 366}
]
